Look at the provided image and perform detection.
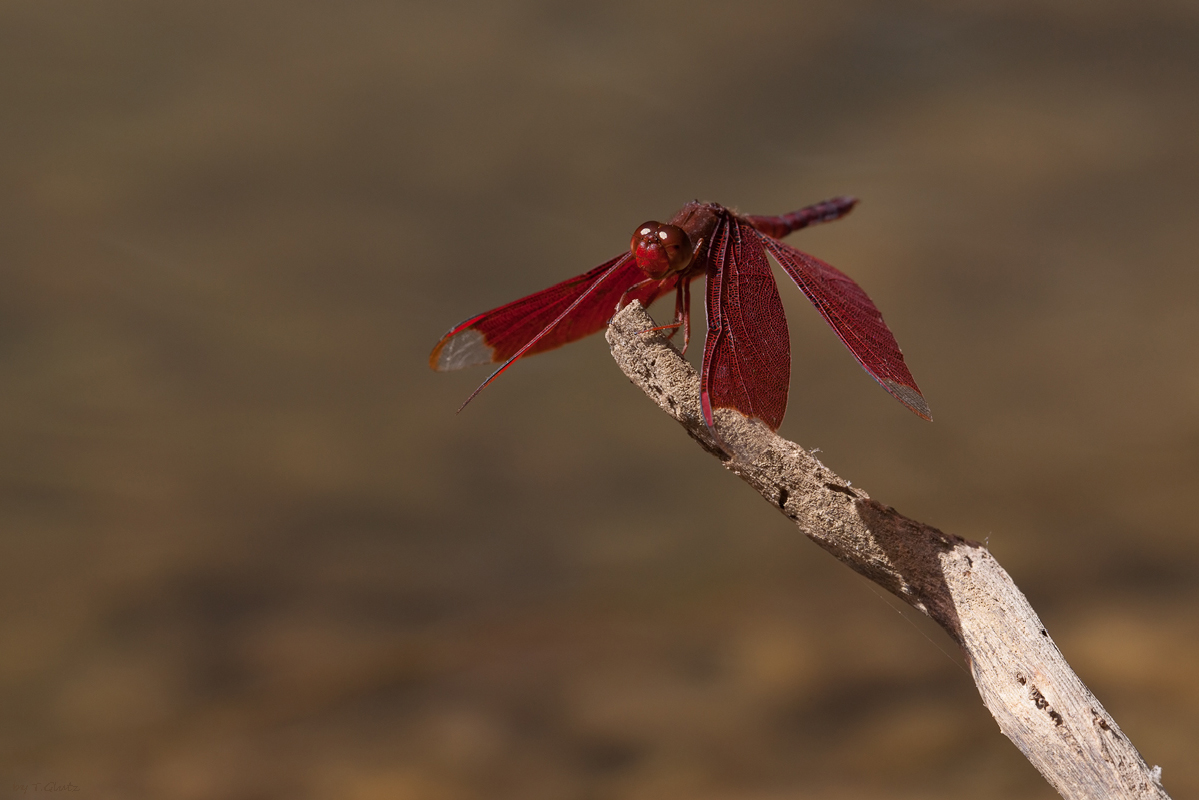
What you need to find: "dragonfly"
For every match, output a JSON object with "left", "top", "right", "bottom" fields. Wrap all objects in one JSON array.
[{"left": 430, "top": 197, "right": 930, "bottom": 430}]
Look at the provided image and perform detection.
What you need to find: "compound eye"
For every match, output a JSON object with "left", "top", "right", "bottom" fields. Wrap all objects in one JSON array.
[
  {"left": 655, "top": 224, "right": 693, "bottom": 270},
  {"left": 630, "top": 221, "right": 694, "bottom": 278},
  {"left": 631, "top": 222, "right": 662, "bottom": 250}
]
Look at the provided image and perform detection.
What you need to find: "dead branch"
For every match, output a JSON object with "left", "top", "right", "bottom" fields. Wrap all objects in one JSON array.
[{"left": 605, "top": 301, "right": 1170, "bottom": 800}]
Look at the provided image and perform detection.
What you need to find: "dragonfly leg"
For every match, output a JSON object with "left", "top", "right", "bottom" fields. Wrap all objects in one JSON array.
[
  {"left": 617, "top": 276, "right": 662, "bottom": 311},
  {"left": 678, "top": 278, "right": 692, "bottom": 356},
  {"left": 638, "top": 320, "right": 682, "bottom": 339},
  {"left": 618, "top": 275, "right": 683, "bottom": 342},
  {"left": 637, "top": 273, "right": 696, "bottom": 351}
]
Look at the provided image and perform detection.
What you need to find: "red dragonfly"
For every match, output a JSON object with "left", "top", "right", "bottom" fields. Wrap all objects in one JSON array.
[{"left": 430, "top": 197, "right": 930, "bottom": 430}]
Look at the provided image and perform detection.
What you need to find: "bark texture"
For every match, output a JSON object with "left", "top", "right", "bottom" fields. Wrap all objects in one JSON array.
[{"left": 606, "top": 301, "right": 1170, "bottom": 800}]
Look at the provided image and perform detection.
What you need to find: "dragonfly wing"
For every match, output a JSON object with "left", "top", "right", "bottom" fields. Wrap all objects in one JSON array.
[
  {"left": 759, "top": 234, "right": 931, "bottom": 420},
  {"left": 430, "top": 254, "right": 675, "bottom": 371},
  {"left": 701, "top": 218, "right": 791, "bottom": 431}
]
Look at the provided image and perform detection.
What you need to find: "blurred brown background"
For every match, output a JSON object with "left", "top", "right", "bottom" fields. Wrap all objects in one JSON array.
[{"left": 2, "top": 1, "right": 1197, "bottom": 798}]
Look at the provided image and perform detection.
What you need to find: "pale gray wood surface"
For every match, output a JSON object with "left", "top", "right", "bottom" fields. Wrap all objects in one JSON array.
[{"left": 606, "top": 301, "right": 1170, "bottom": 800}]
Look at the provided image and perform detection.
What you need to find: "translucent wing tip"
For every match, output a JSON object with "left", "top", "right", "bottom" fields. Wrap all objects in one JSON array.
[
  {"left": 430, "top": 328, "right": 494, "bottom": 371},
  {"left": 882, "top": 379, "right": 933, "bottom": 421}
]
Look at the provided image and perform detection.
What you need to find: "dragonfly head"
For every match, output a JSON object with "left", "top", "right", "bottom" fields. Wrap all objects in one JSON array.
[{"left": 630, "top": 221, "right": 694, "bottom": 279}]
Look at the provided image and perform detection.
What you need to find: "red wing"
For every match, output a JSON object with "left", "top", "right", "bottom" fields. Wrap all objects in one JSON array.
[
  {"left": 758, "top": 234, "right": 931, "bottom": 420},
  {"left": 430, "top": 254, "right": 676, "bottom": 371},
  {"left": 701, "top": 217, "right": 791, "bottom": 431}
]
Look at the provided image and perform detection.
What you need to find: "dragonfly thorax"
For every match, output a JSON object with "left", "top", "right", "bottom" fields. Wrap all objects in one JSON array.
[{"left": 630, "top": 221, "right": 694, "bottom": 279}]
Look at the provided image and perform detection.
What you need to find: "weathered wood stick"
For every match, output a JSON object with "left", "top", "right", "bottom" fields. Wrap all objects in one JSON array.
[{"left": 605, "top": 301, "right": 1170, "bottom": 800}]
